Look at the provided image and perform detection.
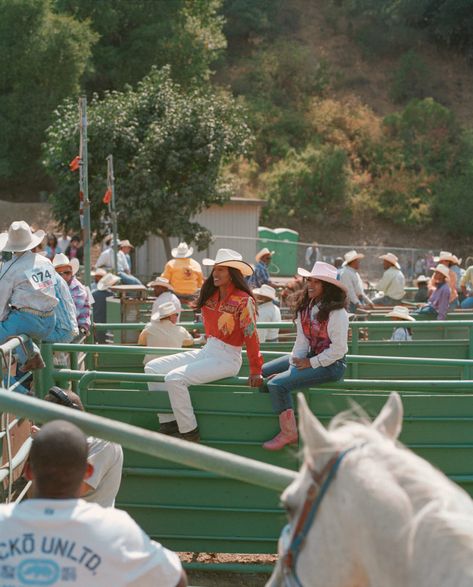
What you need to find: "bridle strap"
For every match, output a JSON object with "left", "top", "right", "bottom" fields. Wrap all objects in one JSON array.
[{"left": 282, "top": 446, "right": 359, "bottom": 586}]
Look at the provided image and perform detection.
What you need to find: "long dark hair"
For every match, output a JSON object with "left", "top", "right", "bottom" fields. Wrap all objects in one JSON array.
[
  {"left": 294, "top": 280, "right": 347, "bottom": 323},
  {"left": 196, "top": 266, "right": 254, "bottom": 309}
]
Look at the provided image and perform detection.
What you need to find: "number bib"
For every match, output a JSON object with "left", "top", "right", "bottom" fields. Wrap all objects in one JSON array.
[{"left": 25, "top": 266, "right": 57, "bottom": 290}]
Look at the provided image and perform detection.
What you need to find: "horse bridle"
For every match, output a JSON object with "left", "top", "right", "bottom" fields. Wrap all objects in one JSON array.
[{"left": 280, "top": 445, "right": 361, "bottom": 587}]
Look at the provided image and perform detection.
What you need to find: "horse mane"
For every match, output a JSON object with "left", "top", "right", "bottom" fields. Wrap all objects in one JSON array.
[{"left": 310, "top": 407, "right": 473, "bottom": 554}]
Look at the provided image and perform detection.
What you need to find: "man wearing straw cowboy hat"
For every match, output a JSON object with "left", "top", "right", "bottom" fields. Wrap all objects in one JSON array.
[
  {"left": 95, "top": 238, "right": 142, "bottom": 285},
  {"left": 248, "top": 247, "right": 275, "bottom": 289},
  {"left": 253, "top": 284, "right": 281, "bottom": 343},
  {"left": 146, "top": 248, "right": 263, "bottom": 442},
  {"left": 161, "top": 242, "right": 204, "bottom": 300},
  {"left": 138, "top": 301, "right": 197, "bottom": 364},
  {"left": 339, "top": 249, "right": 373, "bottom": 313},
  {"left": 53, "top": 253, "right": 91, "bottom": 335},
  {"left": 0, "top": 221, "right": 58, "bottom": 371},
  {"left": 147, "top": 276, "right": 182, "bottom": 320},
  {"left": 371, "top": 252, "right": 406, "bottom": 306}
]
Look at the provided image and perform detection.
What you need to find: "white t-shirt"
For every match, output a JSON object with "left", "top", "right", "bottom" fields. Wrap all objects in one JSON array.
[
  {"left": 256, "top": 301, "right": 281, "bottom": 342},
  {"left": 0, "top": 499, "right": 182, "bottom": 587},
  {"left": 83, "top": 437, "right": 123, "bottom": 507},
  {"left": 95, "top": 249, "right": 130, "bottom": 273},
  {"left": 142, "top": 321, "right": 193, "bottom": 364}
]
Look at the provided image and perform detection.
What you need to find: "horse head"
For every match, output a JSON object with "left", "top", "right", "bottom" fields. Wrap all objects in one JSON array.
[{"left": 266, "top": 392, "right": 473, "bottom": 587}]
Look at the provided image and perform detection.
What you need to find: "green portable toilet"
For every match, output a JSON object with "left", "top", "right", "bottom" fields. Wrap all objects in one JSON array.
[{"left": 258, "top": 226, "right": 299, "bottom": 276}]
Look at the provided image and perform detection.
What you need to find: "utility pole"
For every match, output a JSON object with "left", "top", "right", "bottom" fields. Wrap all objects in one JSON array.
[
  {"left": 79, "top": 96, "right": 91, "bottom": 287},
  {"left": 106, "top": 154, "right": 119, "bottom": 273}
]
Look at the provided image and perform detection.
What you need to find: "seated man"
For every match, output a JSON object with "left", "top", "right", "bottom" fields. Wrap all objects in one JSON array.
[
  {"left": 247, "top": 247, "right": 275, "bottom": 289},
  {"left": 95, "top": 239, "right": 142, "bottom": 285},
  {"left": 53, "top": 253, "right": 91, "bottom": 335},
  {"left": 138, "top": 301, "right": 197, "bottom": 365},
  {"left": 0, "top": 221, "right": 58, "bottom": 371},
  {"left": 2, "top": 420, "right": 187, "bottom": 586},
  {"left": 372, "top": 253, "right": 406, "bottom": 306},
  {"left": 161, "top": 242, "right": 203, "bottom": 302},
  {"left": 148, "top": 277, "right": 182, "bottom": 319},
  {"left": 43, "top": 386, "right": 124, "bottom": 507},
  {"left": 253, "top": 284, "right": 281, "bottom": 343},
  {"left": 339, "top": 250, "right": 374, "bottom": 313}
]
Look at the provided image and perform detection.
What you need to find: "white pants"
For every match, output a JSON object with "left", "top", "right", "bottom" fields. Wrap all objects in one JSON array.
[{"left": 145, "top": 337, "right": 242, "bottom": 433}]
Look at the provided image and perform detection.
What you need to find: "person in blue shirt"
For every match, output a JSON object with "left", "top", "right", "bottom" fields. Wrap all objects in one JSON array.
[{"left": 247, "top": 247, "right": 275, "bottom": 289}]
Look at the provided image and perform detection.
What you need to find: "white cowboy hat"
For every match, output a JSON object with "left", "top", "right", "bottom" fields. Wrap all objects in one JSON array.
[
  {"left": 97, "top": 272, "right": 121, "bottom": 291},
  {"left": 91, "top": 267, "right": 107, "bottom": 278},
  {"left": 172, "top": 242, "right": 193, "bottom": 258},
  {"left": 147, "top": 276, "right": 174, "bottom": 290},
  {"left": 52, "top": 253, "right": 80, "bottom": 276},
  {"left": 119, "top": 239, "right": 134, "bottom": 249},
  {"left": 431, "top": 263, "right": 450, "bottom": 279},
  {"left": 416, "top": 275, "right": 429, "bottom": 284},
  {"left": 252, "top": 284, "right": 278, "bottom": 301},
  {"left": 0, "top": 221, "right": 45, "bottom": 252},
  {"left": 387, "top": 305, "right": 415, "bottom": 322},
  {"left": 438, "top": 251, "right": 455, "bottom": 264},
  {"left": 255, "top": 247, "right": 275, "bottom": 262},
  {"left": 342, "top": 250, "right": 364, "bottom": 267},
  {"left": 451, "top": 255, "right": 462, "bottom": 266},
  {"left": 379, "top": 252, "right": 400, "bottom": 269},
  {"left": 151, "top": 301, "right": 178, "bottom": 322},
  {"left": 297, "top": 261, "right": 347, "bottom": 292},
  {"left": 202, "top": 248, "right": 253, "bottom": 277}
]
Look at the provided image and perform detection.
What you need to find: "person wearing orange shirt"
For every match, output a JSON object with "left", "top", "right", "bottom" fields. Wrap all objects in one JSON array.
[
  {"left": 161, "top": 242, "right": 204, "bottom": 300},
  {"left": 146, "top": 249, "right": 263, "bottom": 442}
]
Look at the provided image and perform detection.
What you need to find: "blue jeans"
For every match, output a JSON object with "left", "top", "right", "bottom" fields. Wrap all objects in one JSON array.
[
  {"left": 414, "top": 305, "right": 438, "bottom": 318},
  {"left": 461, "top": 296, "right": 473, "bottom": 309},
  {"left": 0, "top": 310, "right": 55, "bottom": 366},
  {"left": 118, "top": 272, "right": 142, "bottom": 285},
  {"left": 262, "top": 355, "right": 346, "bottom": 414}
]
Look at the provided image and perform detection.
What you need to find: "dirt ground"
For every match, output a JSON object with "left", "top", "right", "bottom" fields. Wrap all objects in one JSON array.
[{"left": 180, "top": 553, "right": 276, "bottom": 586}]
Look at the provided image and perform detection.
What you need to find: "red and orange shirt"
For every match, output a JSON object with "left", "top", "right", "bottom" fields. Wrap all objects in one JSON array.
[{"left": 201, "top": 284, "right": 263, "bottom": 375}]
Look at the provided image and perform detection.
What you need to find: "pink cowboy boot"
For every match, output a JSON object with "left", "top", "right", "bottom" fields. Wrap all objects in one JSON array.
[{"left": 263, "top": 409, "right": 298, "bottom": 451}]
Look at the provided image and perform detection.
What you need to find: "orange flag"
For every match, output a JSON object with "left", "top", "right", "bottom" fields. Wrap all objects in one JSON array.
[
  {"left": 69, "top": 156, "right": 81, "bottom": 172},
  {"left": 103, "top": 188, "right": 112, "bottom": 205}
]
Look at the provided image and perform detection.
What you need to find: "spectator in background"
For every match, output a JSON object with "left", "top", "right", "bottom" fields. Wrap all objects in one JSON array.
[
  {"left": 371, "top": 253, "right": 405, "bottom": 305},
  {"left": 44, "top": 233, "right": 61, "bottom": 260},
  {"left": 460, "top": 261, "right": 473, "bottom": 309},
  {"left": 450, "top": 255, "right": 465, "bottom": 301},
  {"left": 92, "top": 272, "right": 121, "bottom": 343},
  {"left": 334, "top": 257, "right": 344, "bottom": 276},
  {"left": 253, "top": 284, "right": 281, "bottom": 343},
  {"left": 6, "top": 420, "right": 187, "bottom": 586},
  {"left": 96, "top": 239, "right": 142, "bottom": 285},
  {"left": 65, "top": 234, "right": 84, "bottom": 265},
  {"left": 247, "top": 247, "right": 275, "bottom": 289},
  {"left": 148, "top": 277, "right": 182, "bottom": 320},
  {"left": 161, "top": 242, "right": 204, "bottom": 301},
  {"left": 416, "top": 264, "right": 451, "bottom": 320},
  {"left": 53, "top": 253, "right": 91, "bottom": 335},
  {"left": 42, "top": 387, "right": 124, "bottom": 507},
  {"left": 138, "top": 301, "right": 196, "bottom": 365},
  {"left": 90, "top": 267, "right": 107, "bottom": 293},
  {"left": 414, "top": 275, "right": 430, "bottom": 303},
  {"left": 432, "top": 251, "right": 459, "bottom": 310},
  {"left": 339, "top": 250, "right": 374, "bottom": 313},
  {"left": 57, "top": 230, "right": 71, "bottom": 255},
  {"left": 387, "top": 306, "right": 415, "bottom": 341},
  {"left": 304, "top": 241, "right": 319, "bottom": 268}
]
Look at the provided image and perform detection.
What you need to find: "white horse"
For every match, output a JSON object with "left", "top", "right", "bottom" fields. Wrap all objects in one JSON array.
[{"left": 267, "top": 392, "right": 473, "bottom": 587}]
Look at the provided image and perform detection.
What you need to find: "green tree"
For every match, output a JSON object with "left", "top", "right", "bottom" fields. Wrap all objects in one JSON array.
[
  {"left": 43, "top": 67, "right": 252, "bottom": 254},
  {"left": 0, "top": 0, "right": 96, "bottom": 192},
  {"left": 54, "top": 0, "right": 226, "bottom": 92}
]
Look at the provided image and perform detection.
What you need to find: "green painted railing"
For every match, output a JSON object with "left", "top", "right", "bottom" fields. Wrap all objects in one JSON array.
[{"left": 0, "top": 391, "right": 295, "bottom": 493}]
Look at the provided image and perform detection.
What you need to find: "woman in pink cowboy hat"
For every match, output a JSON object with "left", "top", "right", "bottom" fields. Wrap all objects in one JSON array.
[{"left": 261, "top": 261, "right": 349, "bottom": 451}]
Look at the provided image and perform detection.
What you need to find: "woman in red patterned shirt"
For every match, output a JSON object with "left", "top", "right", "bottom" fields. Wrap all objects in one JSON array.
[
  {"left": 261, "top": 262, "right": 349, "bottom": 450},
  {"left": 145, "top": 249, "right": 263, "bottom": 442}
]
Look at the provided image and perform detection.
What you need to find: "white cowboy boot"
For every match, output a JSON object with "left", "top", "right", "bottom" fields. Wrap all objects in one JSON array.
[{"left": 263, "top": 409, "right": 298, "bottom": 451}]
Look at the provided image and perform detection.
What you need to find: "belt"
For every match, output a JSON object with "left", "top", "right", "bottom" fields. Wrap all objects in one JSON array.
[{"left": 12, "top": 306, "right": 54, "bottom": 318}]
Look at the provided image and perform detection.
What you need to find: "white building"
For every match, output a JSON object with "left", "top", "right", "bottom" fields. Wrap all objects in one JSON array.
[{"left": 135, "top": 197, "right": 265, "bottom": 280}]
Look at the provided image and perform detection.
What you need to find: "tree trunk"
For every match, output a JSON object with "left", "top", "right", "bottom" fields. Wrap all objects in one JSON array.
[{"left": 162, "top": 234, "right": 172, "bottom": 260}]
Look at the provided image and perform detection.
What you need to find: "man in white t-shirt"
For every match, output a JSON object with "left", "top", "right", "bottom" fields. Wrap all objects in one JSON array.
[
  {"left": 138, "top": 302, "right": 197, "bottom": 365},
  {"left": 43, "top": 387, "right": 123, "bottom": 507},
  {"left": 2, "top": 420, "right": 186, "bottom": 587},
  {"left": 253, "top": 284, "right": 281, "bottom": 343},
  {"left": 95, "top": 239, "right": 142, "bottom": 285}
]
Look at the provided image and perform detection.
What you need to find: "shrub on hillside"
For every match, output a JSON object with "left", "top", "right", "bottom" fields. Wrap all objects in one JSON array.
[
  {"left": 390, "top": 50, "right": 429, "bottom": 104},
  {"left": 261, "top": 144, "right": 350, "bottom": 224}
]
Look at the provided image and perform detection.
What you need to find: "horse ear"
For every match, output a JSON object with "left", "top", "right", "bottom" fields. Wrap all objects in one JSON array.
[
  {"left": 297, "top": 392, "right": 330, "bottom": 450},
  {"left": 372, "top": 392, "right": 403, "bottom": 440}
]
